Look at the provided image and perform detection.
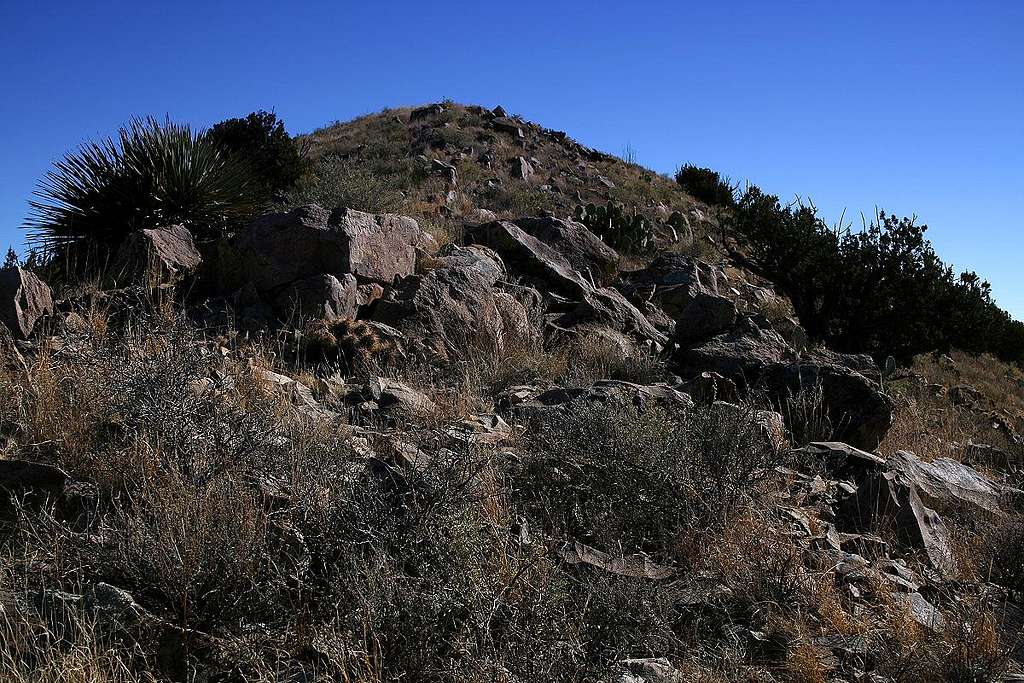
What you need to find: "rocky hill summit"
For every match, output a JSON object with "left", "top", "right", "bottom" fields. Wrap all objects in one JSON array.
[{"left": 1, "top": 103, "right": 1023, "bottom": 681}]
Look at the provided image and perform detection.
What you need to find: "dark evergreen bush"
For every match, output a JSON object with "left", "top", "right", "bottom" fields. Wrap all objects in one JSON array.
[
  {"left": 675, "top": 164, "right": 736, "bottom": 206},
  {"left": 207, "top": 110, "right": 306, "bottom": 200},
  {"left": 727, "top": 185, "right": 1024, "bottom": 364}
]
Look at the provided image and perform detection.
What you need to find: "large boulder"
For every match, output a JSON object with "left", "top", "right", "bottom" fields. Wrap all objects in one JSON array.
[
  {"left": 109, "top": 225, "right": 202, "bottom": 287},
  {"left": 762, "top": 360, "right": 894, "bottom": 451},
  {"left": 225, "top": 204, "right": 429, "bottom": 293},
  {"left": 365, "top": 377, "right": 437, "bottom": 417},
  {"left": 511, "top": 216, "right": 619, "bottom": 279},
  {"left": 845, "top": 466, "right": 957, "bottom": 577},
  {"left": 373, "top": 244, "right": 541, "bottom": 359},
  {"left": 467, "top": 220, "right": 593, "bottom": 298},
  {"left": 0, "top": 267, "right": 53, "bottom": 339},
  {"left": 617, "top": 255, "right": 735, "bottom": 343},
  {"left": 560, "top": 287, "right": 668, "bottom": 345},
  {"left": 886, "top": 449, "right": 1022, "bottom": 515},
  {"left": 679, "top": 321, "right": 892, "bottom": 451},
  {"left": 676, "top": 321, "right": 794, "bottom": 378},
  {"left": 467, "top": 220, "right": 665, "bottom": 345},
  {"left": 272, "top": 273, "right": 358, "bottom": 320}
]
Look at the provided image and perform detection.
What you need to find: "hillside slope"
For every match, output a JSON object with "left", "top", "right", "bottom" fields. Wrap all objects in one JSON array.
[{"left": 1, "top": 103, "right": 1023, "bottom": 682}]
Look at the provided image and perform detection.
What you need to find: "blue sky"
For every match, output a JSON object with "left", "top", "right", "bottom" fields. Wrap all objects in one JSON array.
[{"left": 2, "top": 1, "right": 1021, "bottom": 315}]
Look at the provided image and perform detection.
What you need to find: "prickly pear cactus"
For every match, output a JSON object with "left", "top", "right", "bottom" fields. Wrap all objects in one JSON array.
[{"left": 574, "top": 201, "right": 654, "bottom": 253}]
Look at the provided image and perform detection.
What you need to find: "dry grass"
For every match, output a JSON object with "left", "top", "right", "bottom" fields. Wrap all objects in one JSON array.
[
  {"left": 3, "top": 298, "right": 1022, "bottom": 680},
  {"left": 881, "top": 350, "right": 1024, "bottom": 462}
]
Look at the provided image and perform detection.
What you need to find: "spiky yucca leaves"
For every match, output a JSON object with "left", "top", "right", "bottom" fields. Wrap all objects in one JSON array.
[
  {"left": 24, "top": 117, "right": 261, "bottom": 260},
  {"left": 303, "top": 318, "right": 395, "bottom": 371}
]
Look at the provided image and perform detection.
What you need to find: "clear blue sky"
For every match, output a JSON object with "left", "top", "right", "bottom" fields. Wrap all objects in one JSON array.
[{"left": 2, "top": 1, "right": 1021, "bottom": 315}]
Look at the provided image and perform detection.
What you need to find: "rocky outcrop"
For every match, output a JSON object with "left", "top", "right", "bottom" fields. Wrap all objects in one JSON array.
[
  {"left": 679, "top": 321, "right": 893, "bottom": 451},
  {"left": 273, "top": 273, "right": 358, "bottom": 320},
  {"left": 763, "top": 359, "right": 894, "bottom": 451},
  {"left": 366, "top": 377, "right": 437, "bottom": 416},
  {"left": 886, "top": 449, "right": 1022, "bottom": 515},
  {"left": 511, "top": 216, "right": 619, "bottom": 280},
  {"left": 225, "top": 204, "right": 429, "bottom": 294},
  {"left": 677, "top": 322, "right": 794, "bottom": 378},
  {"left": 617, "top": 254, "right": 736, "bottom": 343},
  {"left": 467, "top": 220, "right": 665, "bottom": 345},
  {"left": 373, "top": 244, "right": 541, "bottom": 359},
  {"left": 109, "top": 225, "right": 202, "bottom": 287},
  {"left": 0, "top": 267, "right": 53, "bottom": 339},
  {"left": 847, "top": 466, "right": 958, "bottom": 577}
]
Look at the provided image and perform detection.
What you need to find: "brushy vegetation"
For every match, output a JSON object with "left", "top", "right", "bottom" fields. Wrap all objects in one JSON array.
[
  {"left": 25, "top": 118, "right": 261, "bottom": 260},
  {"left": 0, "top": 310, "right": 775, "bottom": 680},
  {"left": 727, "top": 186, "right": 1024, "bottom": 364},
  {"left": 284, "top": 155, "right": 405, "bottom": 214},
  {"left": 3, "top": 306, "right": 1012, "bottom": 681},
  {"left": 5, "top": 102, "right": 1024, "bottom": 682},
  {"left": 675, "top": 164, "right": 737, "bottom": 206},
  {"left": 207, "top": 110, "right": 307, "bottom": 201}
]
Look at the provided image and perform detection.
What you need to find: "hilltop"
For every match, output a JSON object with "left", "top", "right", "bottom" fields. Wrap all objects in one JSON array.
[{"left": 0, "top": 103, "right": 1023, "bottom": 682}]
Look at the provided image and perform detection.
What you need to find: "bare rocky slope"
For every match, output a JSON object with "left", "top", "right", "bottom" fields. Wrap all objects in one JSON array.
[{"left": 1, "top": 102, "right": 1023, "bottom": 682}]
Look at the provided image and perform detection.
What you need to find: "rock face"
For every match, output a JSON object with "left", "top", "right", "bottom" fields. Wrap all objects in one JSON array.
[
  {"left": 763, "top": 359, "right": 895, "bottom": 451},
  {"left": 0, "top": 267, "right": 54, "bottom": 339},
  {"left": 680, "top": 321, "right": 893, "bottom": 451},
  {"left": 848, "top": 466, "right": 958, "bottom": 577},
  {"left": 512, "top": 216, "right": 619, "bottom": 280},
  {"left": 366, "top": 377, "right": 437, "bottom": 416},
  {"left": 492, "top": 116, "right": 524, "bottom": 138},
  {"left": 804, "top": 443, "right": 1014, "bottom": 580},
  {"left": 617, "top": 255, "right": 735, "bottom": 343},
  {"left": 510, "top": 156, "right": 534, "bottom": 180},
  {"left": 373, "top": 244, "right": 541, "bottom": 359},
  {"left": 109, "top": 225, "right": 202, "bottom": 287},
  {"left": 886, "top": 450, "right": 1022, "bottom": 515},
  {"left": 273, "top": 273, "right": 359, "bottom": 320},
  {"left": 467, "top": 220, "right": 665, "bottom": 345},
  {"left": 226, "top": 204, "right": 428, "bottom": 294},
  {"left": 677, "top": 323, "right": 794, "bottom": 378}
]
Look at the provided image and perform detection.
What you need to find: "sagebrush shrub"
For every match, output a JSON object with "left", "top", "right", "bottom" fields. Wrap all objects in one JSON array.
[
  {"left": 515, "top": 398, "right": 781, "bottom": 557},
  {"left": 284, "top": 155, "right": 404, "bottom": 213}
]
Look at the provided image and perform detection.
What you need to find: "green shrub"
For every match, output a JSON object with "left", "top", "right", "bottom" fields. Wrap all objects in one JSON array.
[
  {"left": 207, "top": 110, "right": 306, "bottom": 199},
  {"left": 284, "top": 155, "right": 404, "bottom": 213},
  {"left": 25, "top": 117, "right": 259, "bottom": 259},
  {"left": 675, "top": 164, "right": 736, "bottom": 206},
  {"left": 728, "top": 186, "right": 1024, "bottom": 365}
]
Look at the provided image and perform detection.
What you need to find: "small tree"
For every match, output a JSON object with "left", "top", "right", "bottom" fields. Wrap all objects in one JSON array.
[
  {"left": 207, "top": 110, "right": 306, "bottom": 200},
  {"left": 675, "top": 164, "right": 736, "bottom": 206}
]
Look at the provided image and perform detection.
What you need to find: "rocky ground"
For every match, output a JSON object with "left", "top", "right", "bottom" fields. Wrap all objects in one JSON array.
[{"left": 1, "top": 103, "right": 1023, "bottom": 682}]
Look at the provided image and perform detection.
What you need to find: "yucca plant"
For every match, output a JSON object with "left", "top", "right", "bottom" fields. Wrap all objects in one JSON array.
[{"left": 24, "top": 117, "right": 261, "bottom": 260}]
